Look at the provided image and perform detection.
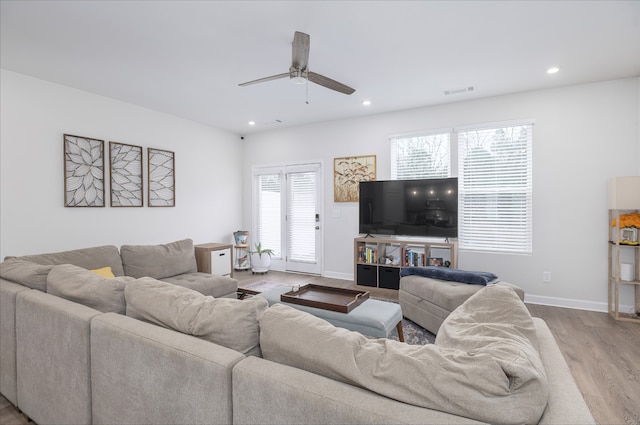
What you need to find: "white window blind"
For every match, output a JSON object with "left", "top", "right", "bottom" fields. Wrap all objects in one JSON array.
[
  {"left": 287, "top": 171, "right": 316, "bottom": 262},
  {"left": 390, "top": 133, "right": 450, "bottom": 179},
  {"left": 256, "top": 173, "right": 282, "bottom": 258},
  {"left": 457, "top": 124, "right": 533, "bottom": 254}
]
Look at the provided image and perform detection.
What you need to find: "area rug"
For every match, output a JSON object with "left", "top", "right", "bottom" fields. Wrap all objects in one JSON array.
[
  {"left": 239, "top": 280, "right": 288, "bottom": 293},
  {"left": 240, "top": 281, "right": 436, "bottom": 345}
]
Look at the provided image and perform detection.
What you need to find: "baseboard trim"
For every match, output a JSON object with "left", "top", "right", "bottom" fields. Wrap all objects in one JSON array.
[
  {"left": 322, "top": 271, "right": 353, "bottom": 281},
  {"left": 525, "top": 294, "right": 635, "bottom": 314}
]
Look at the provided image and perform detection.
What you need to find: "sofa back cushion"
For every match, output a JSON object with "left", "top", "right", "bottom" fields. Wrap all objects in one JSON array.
[
  {"left": 0, "top": 259, "right": 53, "bottom": 291},
  {"left": 6, "top": 245, "right": 125, "bottom": 277},
  {"left": 259, "top": 285, "right": 548, "bottom": 425},
  {"left": 120, "top": 239, "right": 197, "bottom": 279},
  {"left": 47, "top": 264, "right": 134, "bottom": 313},
  {"left": 125, "top": 277, "right": 267, "bottom": 356}
]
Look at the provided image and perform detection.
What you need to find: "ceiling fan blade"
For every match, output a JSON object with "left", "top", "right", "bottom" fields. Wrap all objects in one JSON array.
[
  {"left": 238, "top": 73, "right": 289, "bottom": 87},
  {"left": 292, "top": 31, "right": 310, "bottom": 70},
  {"left": 308, "top": 72, "right": 355, "bottom": 95}
]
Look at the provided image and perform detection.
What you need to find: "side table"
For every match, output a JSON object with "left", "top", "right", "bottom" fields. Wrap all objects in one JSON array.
[{"left": 194, "top": 243, "right": 234, "bottom": 278}]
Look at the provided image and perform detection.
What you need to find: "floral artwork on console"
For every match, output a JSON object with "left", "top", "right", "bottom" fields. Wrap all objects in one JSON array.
[
  {"left": 109, "top": 142, "right": 143, "bottom": 207},
  {"left": 334, "top": 155, "right": 376, "bottom": 202},
  {"left": 148, "top": 147, "right": 175, "bottom": 207},
  {"left": 64, "top": 134, "right": 105, "bottom": 207}
]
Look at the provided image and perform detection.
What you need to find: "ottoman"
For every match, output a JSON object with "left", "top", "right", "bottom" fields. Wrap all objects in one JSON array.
[
  {"left": 399, "top": 276, "right": 525, "bottom": 334},
  {"left": 257, "top": 286, "right": 404, "bottom": 341}
]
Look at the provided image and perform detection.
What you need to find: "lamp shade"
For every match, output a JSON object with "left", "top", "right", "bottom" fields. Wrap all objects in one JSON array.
[{"left": 608, "top": 176, "right": 640, "bottom": 209}]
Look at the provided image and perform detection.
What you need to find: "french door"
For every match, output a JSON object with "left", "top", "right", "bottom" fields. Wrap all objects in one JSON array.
[{"left": 254, "top": 163, "right": 322, "bottom": 274}]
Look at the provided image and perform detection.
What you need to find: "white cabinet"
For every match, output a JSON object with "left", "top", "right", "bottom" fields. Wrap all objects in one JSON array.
[
  {"left": 211, "top": 248, "right": 231, "bottom": 276},
  {"left": 194, "top": 243, "right": 234, "bottom": 277}
]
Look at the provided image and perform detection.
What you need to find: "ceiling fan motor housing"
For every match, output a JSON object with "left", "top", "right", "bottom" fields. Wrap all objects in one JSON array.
[{"left": 290, "top": 67, "right": 308, "bottom": 84}]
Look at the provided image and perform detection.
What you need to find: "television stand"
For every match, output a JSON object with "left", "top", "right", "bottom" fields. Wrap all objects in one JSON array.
[{"left": 354, "top": 236, "right": 457, "bottom": 290}]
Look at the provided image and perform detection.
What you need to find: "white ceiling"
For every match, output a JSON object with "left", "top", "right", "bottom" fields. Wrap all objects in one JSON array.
[{"left": 2, "top": 1, "right": 639, "bottom": 136}]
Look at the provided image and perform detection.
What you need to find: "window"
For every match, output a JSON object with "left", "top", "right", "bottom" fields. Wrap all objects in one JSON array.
[
  {"left": 389, "top": 122, "right": 533, "bottom": 254},
  {"left": 390, "top": 133, "right": 450, "bottom": 179},
  {"left": 458, "top": 124, "right": 533, "bottom": 254}
]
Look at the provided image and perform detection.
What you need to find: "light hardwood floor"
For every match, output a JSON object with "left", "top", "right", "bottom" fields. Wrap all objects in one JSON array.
[{"left": 2, "top": 271, "right": 639, "bottom": 425}]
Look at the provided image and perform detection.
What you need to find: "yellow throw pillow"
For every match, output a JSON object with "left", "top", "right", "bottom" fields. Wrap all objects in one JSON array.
[{"left": 91, "top": 266, "right": 115, "bottom": 278}]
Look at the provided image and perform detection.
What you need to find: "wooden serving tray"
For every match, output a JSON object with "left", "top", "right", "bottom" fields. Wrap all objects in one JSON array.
[{"left": 281, "top": 284, "right": 370, "bottom": 313}]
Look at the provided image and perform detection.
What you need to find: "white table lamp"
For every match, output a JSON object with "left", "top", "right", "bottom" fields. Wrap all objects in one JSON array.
[{"left": 608, "top": 176, "right": 640, "bottom": 209}]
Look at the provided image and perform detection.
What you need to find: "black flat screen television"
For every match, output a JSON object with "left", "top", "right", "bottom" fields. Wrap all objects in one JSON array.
[{"left": 359, "top": 178, "right": 458, "bottom": 238}]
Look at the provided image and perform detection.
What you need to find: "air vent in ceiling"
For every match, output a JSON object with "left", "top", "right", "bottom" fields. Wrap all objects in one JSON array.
[{"left": 444, "top": 86, "right": 475, "bottom": 96}]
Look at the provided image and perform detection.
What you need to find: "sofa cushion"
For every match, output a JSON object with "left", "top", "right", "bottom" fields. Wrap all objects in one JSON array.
[
  {"left": 0, "top": 258, "right": 53, "bottom": 291},
  {"left": 6, "top": 245, "right": 125, "bottom": 276},
  {"left": 120, "top": 239, "right": 197, "bottom": 279},
  {"left": 434, "top": 285, "right": 548, "bottom": 421},
  {"left": 125, "top": 277, "right": 267, "bottom": 356},
  {"left": 47, "top": 264, "right": 134, "bottom": 314},
  {"left": 161, "top": 272, "right": 237, "bottom": 298},
  {"left": 259, "top": 286, "right": 548, "bottom": 425}
]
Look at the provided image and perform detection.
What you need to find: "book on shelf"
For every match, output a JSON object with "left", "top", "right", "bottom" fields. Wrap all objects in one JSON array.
[
  {"left": 403, "top": 248, "right": 425, "bottom": 267},
  {"left": 358, "top": 245, "right": 378, "bottom": 264}
]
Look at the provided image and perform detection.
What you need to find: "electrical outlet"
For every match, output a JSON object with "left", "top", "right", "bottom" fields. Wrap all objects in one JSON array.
[{"left": 543, "top": 271, "right": 551, "bottom": 282}]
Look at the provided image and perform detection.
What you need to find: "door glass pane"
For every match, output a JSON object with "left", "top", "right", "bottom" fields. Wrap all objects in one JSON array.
[
  {"left": 256, "top": 173, "right": 281, "bottom": 258},
  {"left": 287, "top": 171, "right": 316, "bottom": 263}
]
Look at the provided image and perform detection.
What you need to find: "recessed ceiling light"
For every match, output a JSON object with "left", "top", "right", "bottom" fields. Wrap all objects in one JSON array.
[
  {"left": 547, "top": 67, "right": 560, "bottom": 74},
  {"left": 362, "top": 100, "right": 371, "bottom": 106},
  {"left": 248, "top": 121, "right": 256, "bottom": 126}
]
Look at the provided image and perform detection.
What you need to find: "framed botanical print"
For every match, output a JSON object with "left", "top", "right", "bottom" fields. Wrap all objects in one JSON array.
[
  {"left": 148, "top": 147, "right": 175, "bottom": 207},
  {"left": 64, "top": 134, "right": 105, "bottom": 207},
  {"left": 334, "top": 155, "right": 376, "bottom": 202},
  {"left": 109, "top": 141, "right": 143, "bottom": 207}
]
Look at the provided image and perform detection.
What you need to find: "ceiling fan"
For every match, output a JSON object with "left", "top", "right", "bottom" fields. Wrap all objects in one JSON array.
[{"left": 238, "top": 31, "right": 355, "bottom": 95}]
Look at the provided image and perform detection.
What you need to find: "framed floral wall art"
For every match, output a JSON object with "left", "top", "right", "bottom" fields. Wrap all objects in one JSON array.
[
  {"left": 109, "top": 142, "right": 143, "bottom": 207},
  {"left": 334, "top": 155, "right": 376, "bottom": 202},
  {"left": 148, "top": 148, "right": 175, "bottom": 207},
  {"left": 64, "top": 134, "right": 105, "bottom": 207}
]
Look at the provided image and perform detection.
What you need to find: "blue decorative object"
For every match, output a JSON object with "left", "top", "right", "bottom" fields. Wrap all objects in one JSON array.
[{"left": 399, "top": 266, "right": 499, "bottom": 285}]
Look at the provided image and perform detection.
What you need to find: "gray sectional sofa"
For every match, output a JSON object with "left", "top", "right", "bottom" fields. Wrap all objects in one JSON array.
[{"left": 0, "top": 241, "right": 595, "bottom": 425}]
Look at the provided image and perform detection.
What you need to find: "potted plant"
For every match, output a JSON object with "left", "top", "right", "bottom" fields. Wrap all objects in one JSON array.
[{"left": 250, "top": 242, "right": 274, "bottom": 273}]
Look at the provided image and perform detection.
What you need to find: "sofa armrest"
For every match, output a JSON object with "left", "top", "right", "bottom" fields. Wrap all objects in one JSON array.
[
  {"left": 16, "top": 290, "right": 101, "bottom": 425},
  {"left": 232, "top": 356, "right": 483, "bottom": 425},
  {"left": 533, "top": 318, "right": 595, "bottom": 424},
  {"left": 0, "top": 279, "right": 30, "bottom": 405},
  {"left": 91, "top": 313, "right": 245, "bottom": 425}
]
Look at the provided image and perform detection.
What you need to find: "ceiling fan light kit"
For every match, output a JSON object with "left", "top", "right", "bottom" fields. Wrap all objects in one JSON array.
[
  {"left": 239, "top": 31, "right": 355, "bottom": 95},
  {"left": 290, "top": 68, "right": 308, "bottom": 85}
]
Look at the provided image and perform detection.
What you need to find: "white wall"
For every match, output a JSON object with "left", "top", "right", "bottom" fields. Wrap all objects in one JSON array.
[
  {"left": 0, "top": 70, "right": 243, "bottom": 258},
  {"left": 242, "top": 78, "right": 640, "bottom": 311},
  {"left": 3, "top": 69, "right": 637, "bottom": 311}
]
